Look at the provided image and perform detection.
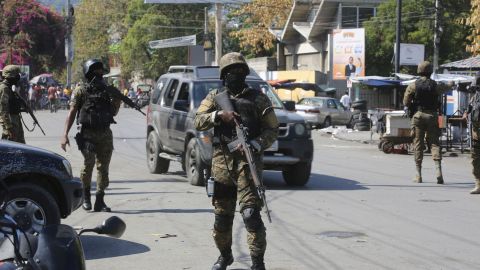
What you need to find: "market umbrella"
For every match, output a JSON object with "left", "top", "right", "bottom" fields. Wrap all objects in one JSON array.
[{"left": 29, "top": 74, "right": 58, "bottom": 86}]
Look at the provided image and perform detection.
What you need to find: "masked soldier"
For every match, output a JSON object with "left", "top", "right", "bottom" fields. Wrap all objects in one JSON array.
[
  {"left": 403, "top": 61, "right": 451, "bottom": 184},
  {"left": 463, "top": 72, "right": 480, "bottom": 194},
  {"left": 0, "top": 65, "right": 25, "bottom": 144},
  {"left": 194, "top": 52, "right": 278, "bottom": 270},
  {"left": 60, "top": 59, "right": 121, "bottom": 212}
]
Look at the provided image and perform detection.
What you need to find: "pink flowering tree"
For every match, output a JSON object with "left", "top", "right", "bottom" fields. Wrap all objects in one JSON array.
[{"left": 0, "top": 0, "right": 66, "bottom": 76}]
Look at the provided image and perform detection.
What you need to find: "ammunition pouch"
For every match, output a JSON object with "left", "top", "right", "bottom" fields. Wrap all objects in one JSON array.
[
  {"left": 213, "top": 182, "right": 236, "bottom": 199},
  {"left": 74, "top": 132, "right": 95, "bottom": 152}
]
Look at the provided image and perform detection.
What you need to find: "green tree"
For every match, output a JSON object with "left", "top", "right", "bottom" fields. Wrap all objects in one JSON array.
[
  {"left": 364, "top": 0, "right": 470, "bottom": 76},
  {"left": 120, "top": 0, "right": 207, "bottom": 79},
  {"left": 73, "top": 0, "right": 128, "bottom": 81}
]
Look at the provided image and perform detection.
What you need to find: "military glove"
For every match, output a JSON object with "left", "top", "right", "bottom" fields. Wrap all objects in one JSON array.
[
  {"left": 216, "top": 110, "right": 238, "bottom": 124},
  {"left": 249, "top": 140, "right": 262, "bottom": 153}
]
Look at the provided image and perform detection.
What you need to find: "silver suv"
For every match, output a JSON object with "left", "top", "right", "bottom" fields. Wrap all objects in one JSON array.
[{"left": 146, "top": 66, "right": 314, "bottom": 186}]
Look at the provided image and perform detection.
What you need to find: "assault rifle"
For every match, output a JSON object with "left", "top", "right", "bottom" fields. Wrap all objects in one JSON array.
[
  {"left": 92, "top": 80, "right": 146, "bottom": 116},
  {"left": 12, "top": 91, "right": 46, "bottom": 135},
  {"left": 214, "top": 91, "right": 272, "bottom": 223}
]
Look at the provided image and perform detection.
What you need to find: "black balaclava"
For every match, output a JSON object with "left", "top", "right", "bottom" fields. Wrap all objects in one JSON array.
[
  {"left": 224, "top": 72, "right": 247, "bottom": 94},
  {"left": 6, "top": 74, "right": 20, "bottom": 86}
]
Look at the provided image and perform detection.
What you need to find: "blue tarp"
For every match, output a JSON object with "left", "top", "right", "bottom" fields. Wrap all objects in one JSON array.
[{"left": 355, "top": 79, "right": 402, "bottom": 87}]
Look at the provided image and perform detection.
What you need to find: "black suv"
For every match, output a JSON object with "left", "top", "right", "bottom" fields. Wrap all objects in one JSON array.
[
  {"left": 146, "top": 66, "right": 313, "bottom": 186},
  {"left": 0, "top": 141, "right": 83, "bottom": 233}
]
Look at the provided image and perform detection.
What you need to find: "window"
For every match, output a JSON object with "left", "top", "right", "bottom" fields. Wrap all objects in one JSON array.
[
  {"left": 163, "top": 79, "right": 179, "bottom": 107},
  {"left": 334, "top": 99, "right": 344, "bottom": 109},
  {"left": 327, "top": 99, "right": 337, "bottom": 109},
  {"left": 152, "top": 78, "right": 167, "bottom": 104},
  {"left": 342, "top": 6, "right": 376, "bottom": 28},
  {"left": 177, "top": 83, "right": 190, "bottom": 101},
  {"left": 341, "top": 7, "right": 357, "bottom": 28}
]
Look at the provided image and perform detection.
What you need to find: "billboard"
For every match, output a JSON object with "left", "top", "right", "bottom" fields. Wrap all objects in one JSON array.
[
  {"left": 399, "top": 43, "right": 424, "bottom": 66},
  {"left": 149, "top": 35, "right": 196, "bottom": 49},
  {"left": 332, "top": 28, "right": 365, "bottom": 80}
]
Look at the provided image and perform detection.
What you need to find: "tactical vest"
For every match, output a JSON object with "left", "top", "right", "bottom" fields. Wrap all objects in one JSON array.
[
  {"left": 414, "top": 78, "right": 439, "bottom": 111},
  {"left": 78, "top": 84, "right": 115, "bottom": 128},
  {"left": 214, "top": 88, "right": 262, "bottom": 143},
  {"left": 0, "top": 82, "right": 22, "bottom": 114},
  {"left": 471, "top": 91, "right": 480, "bottom": 123}
]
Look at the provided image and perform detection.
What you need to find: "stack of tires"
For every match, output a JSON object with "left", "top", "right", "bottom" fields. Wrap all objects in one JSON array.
[{"left": 350, "top": 100, "right": 371, "bottom": 131}]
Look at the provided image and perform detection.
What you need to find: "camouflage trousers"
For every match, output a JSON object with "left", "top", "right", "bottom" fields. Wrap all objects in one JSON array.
[
  {"left": 1, "top": 114, "right": 25, "bottom": 144},
  {"left": 211, "top": 163, "right": 266, "bottom": 259},
  {"left": 411, "top": 111, "right": 441, "bottom": 165},
  {"left": 472, "top": 123, "right": 480, "bottom": 180},
  {"left": 78, "top": 127, "right": 113, "bottom": 192}
]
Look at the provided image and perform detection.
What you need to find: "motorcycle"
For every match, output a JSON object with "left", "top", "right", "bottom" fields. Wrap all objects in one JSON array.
[{"left": 0, "top": 182, "right": 126, "bottom": 270}]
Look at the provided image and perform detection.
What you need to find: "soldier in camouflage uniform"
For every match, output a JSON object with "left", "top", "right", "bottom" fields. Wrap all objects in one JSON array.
[
  {"left": 0, "top": 65, "right": 25, "bottom": 144},
  {"left": 403, "top": 61, "right": 451, "bottom": 184},
  {"left": 194, "top": 52, "right": 278, "bottom": 270},
  {"left": 463, "top": 72, "right": 480, "bottom": 194},
  {"left": 61, "top": 59, "right": 121, "bottom": 212}
]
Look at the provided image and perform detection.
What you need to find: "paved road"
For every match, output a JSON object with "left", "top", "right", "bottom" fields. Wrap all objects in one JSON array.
[{"left": 23, "top": 108, "right": 480, "bottom": 270}]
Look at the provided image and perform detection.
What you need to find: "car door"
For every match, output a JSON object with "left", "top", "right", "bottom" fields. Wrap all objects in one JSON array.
[
  {"left": 158, "top": 78, "right": 179, "bottom": 151},
  {"left": 334, "top": 99, "right": 350, "bottom": 124},
  {"left": 326, "top": 99, "right": 340, "bottom": 124},
  {"left": 168, "top": 81, "right": 191, "bottom": 152}
]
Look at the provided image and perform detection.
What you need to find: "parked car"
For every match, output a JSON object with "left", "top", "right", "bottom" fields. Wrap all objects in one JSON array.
[
  {"left": 295, "top": 97, "right": 353, "bottom": 129},
  {"left": 0, "top": 141, "right": 83, "bottom": 234},
  {"left": 146, "top": 66, "right": 313, "bottom": 186}
]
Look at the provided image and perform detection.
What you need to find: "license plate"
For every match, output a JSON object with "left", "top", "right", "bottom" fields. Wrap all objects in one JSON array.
[{"left": 265, "top": 140, "right": 278, "bottom": 152}]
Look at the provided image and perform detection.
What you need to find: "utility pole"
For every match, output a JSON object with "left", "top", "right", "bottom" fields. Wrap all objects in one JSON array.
[
  {"left": 215, "top": 3, "right": 222, "bottom": 65},
  {"left": 395, "top": 0, "right": 401, "bottom": 73},
  {"left": 433, "top": 0, "right": 442, "bottom": 72},
  {"left": 204, "top": 7, "right": 211, "bottom": 65},
  {"left": 65, "top": 0, "right": 74, "bottom": 89}
]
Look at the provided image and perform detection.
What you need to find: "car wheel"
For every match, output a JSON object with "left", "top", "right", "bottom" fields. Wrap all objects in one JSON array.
[
  {"left": 282, "top": 162, "right": 311, "bottom": 186},
  {"left": 4, "top": 184, "right": 60, "bottom": 234},
  {"left": 146, "top": 132, "right": 170, "bottom": 174},
  {"left": 186, "top": 139, "right": 207, "bottom": 186},
  {"left": 323, "top": 117, "right": 332, "bottom": 128},
  {"left": 382, "top": 141, "right": 395, "bottom": 154}
]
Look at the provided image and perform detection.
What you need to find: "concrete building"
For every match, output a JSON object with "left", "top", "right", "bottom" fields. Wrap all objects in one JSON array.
[{"left": 255, "top": 0, "right": 386, "bottom": 99}]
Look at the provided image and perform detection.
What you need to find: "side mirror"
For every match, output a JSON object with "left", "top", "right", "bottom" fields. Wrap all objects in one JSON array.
[
  {"left": 283, "top": 101, "right": 296, "bottom": 111},
  {"left": 173, "top": 100, "right": 189, "bottom": 112},
  {"left": 96, "top": 216, "right": 126, "bottom": 238}
]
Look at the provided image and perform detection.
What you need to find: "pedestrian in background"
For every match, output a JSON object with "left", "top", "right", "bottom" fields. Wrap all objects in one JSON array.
[
  {"left": 463, "top": 71, "right": 480, "bottom": 194},
  {"left": 60, "top": 59, "right": 121, "bottom": 212},
  {"left": 48, "top": 84, "right": 57, "bottom": 113},
  {"left": 340, "top": 90, "right": 351, "bottom": 109},
  {"left": 0, "top": 65, "right": 26, "bottom": 143},
  {"left": 195, "top": 52, "right": 278, "bottom": 270},
  {"left": 403, "top": 61, "right": 451, "bottom": 184}
]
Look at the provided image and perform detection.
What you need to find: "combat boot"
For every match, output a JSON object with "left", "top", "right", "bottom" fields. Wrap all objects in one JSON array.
[
  {"left": 93, "top": 191, "right": 111, "bottom": 212},
  {"left": 470, "top": 179, "right": 480, "bottom": 194},
  {"left": 435, "top": 160, "right": 444, "bottom": 184},
  {"left": 82, "top": 188, "right": 92, "bottom": 211},
  {"left": 211, "top": 252, "right": 233, "bottom": 270},
  {"left": 414, "top": 165, "right": 422, "bottom": 183},
  {"left": 251, "top": 255, "right": 265, "bottom": 270}
]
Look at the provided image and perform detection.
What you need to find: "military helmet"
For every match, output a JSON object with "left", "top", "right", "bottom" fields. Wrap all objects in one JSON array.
[
  {"left": 417, "top": 61, "right": 433, "bottom": 76},
  {"left": 83, "top": 59, "right": 106, "bottom": 78},
  {"left": 219, "top": 52, "right": 250, "bottom": 80},
  {"left": 2, "top": 65, "right": 21, "bottom": 79}
]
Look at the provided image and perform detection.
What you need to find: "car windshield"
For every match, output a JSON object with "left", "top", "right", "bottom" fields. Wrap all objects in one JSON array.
[{"left": 192, "top": 80, "right": 284, "bottom": 109}]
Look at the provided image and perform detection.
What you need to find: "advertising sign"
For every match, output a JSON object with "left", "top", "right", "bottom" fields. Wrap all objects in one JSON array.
[
  {"left": 399, "top": 43, "right": 424, "bottom": 66},
  {"left": 149, "top": 35, "right": 197, "bottom": 49},
  {"left": 332, "top": 28, "right": 365, "bottom": 80}
]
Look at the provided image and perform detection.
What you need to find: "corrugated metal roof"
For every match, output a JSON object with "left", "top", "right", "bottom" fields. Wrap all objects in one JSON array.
[{"left": 440, "top": 56, "right": 480, "bottom": 69}]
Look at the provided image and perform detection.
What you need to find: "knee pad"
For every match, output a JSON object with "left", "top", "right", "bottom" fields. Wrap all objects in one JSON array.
[
  {"left": 214, "top": 214, "right": 233, "bottom": 232},
  {"left": 241, "top": 207, "right": 264, "bottom": 232}
]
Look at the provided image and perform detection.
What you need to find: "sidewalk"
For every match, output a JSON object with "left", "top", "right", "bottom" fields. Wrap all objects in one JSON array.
[{"left": 315, "top": 126, "right": 381, "bottom": 145}]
